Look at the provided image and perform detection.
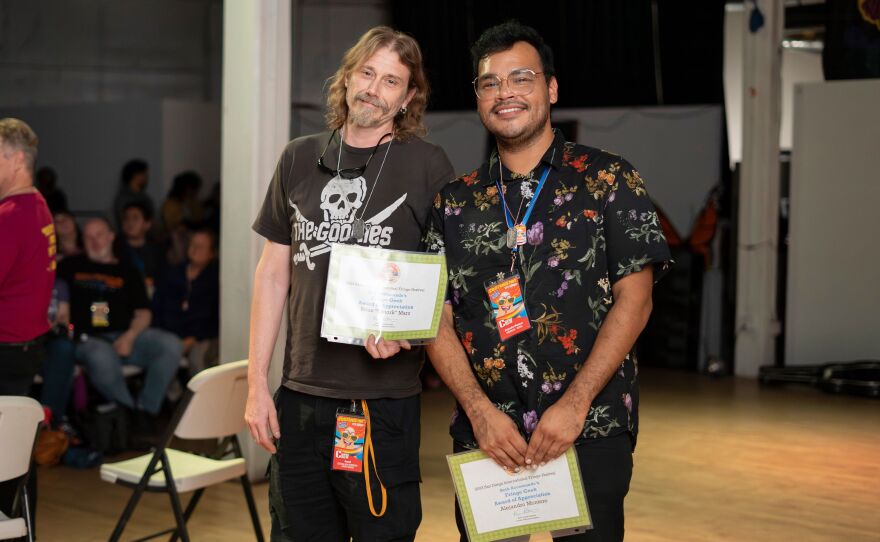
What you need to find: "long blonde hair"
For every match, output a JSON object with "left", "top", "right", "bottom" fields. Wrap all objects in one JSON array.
[{"left": 325, "top": 26, "right": 429, "bottom": 141}]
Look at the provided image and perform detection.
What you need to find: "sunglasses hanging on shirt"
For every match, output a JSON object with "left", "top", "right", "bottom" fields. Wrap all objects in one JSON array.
[{"left": 316, "top": 128, "right": 394, "bottom": 242}]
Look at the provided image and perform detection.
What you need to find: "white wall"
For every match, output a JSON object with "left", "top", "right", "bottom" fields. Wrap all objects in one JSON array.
[
  {"left": 724, "top": 4, "right": 824, "bottom": 166},
  {"left": 786, "top": 80, "right": 880, "bottom": 366}
]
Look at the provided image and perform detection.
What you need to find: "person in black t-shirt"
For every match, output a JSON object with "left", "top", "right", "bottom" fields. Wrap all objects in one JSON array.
[
  {"left": 247, "top": 27, "right": 454, "bottom": 541},
  {"left": 58, "top": 218, "right": 181, "bottom": 423}
]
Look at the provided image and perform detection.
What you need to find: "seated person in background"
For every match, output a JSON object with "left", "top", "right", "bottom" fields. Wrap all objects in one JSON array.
[
  {"left": 161, "top": 171, "right": 204, "bottom": 265},
  {"left": 58, "top": 217, "right": 181, "bottom": 431},
  {"left": 117, "top": 201, "right": 165, "bottom": 299},
  {"left": 53, "top": 209, "right": 82, "bottom": 260},
  {"left": 41, "top": 277, "right": 77, "bottom": 425},
  {"left": 113, "top": 159, "right": 154, "bottom": 229},
  {"left": 154, "top": 229, "right": 219, "bottom": 375}
]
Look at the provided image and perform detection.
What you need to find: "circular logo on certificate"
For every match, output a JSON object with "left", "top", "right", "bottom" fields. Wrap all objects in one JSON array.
[{"left": 381, "top": 262, "right": 400, "bottom": 284}]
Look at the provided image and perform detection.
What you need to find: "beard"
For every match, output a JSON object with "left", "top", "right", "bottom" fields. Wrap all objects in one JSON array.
[
  {"left": 347, "top": 92, "right": 391, "bottom": 128},
  {"left": 481, "top": 100, "right": 551, "bottom": 153}
]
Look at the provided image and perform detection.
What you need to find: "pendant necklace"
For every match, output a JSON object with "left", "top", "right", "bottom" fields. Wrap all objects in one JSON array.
[
  {"left": 338, "top": 129, "right": 394, "bottom": 242},
  {"left": 496, "top": 148, "right": 556, "bottom": 251}
]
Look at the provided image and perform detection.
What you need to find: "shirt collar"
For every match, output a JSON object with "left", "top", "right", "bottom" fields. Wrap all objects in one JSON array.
[{"left": 484, "top": 129, "right": 565, "bottom": 186}]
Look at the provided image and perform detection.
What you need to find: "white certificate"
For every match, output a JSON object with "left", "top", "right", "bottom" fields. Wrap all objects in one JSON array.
[
  {"left": 321, "top": 244, "right": 447, "bottom": 344},
  {"left": 447, "top": 448, "right": 591, "bottom": 542}
]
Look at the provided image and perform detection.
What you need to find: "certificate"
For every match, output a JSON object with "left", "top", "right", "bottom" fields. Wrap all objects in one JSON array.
[
  {"left": 321, "top": 244, "right": 447, "bottom": 345},
  {"left": 447, "top": 448, "right": 591, "bottom": 542}
]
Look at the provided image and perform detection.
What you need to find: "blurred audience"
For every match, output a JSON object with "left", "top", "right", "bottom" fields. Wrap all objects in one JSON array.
[
  {"left": 154, "top": 229, "right": 219, "bottom": 375},
  {"left": 53, "top": 209, "right": 82, "bottom": 260},
  {"left": 117, "top": 201, "right": 164, "bottom": 299},
  {"left": 58, "top": 217, "right": 181, "bottom": 437},
  {"left": 161, "top": 171, "right": 204, "bottom": 265},
  {"left": 113, "top": 159, "right": 153, "bottom": 228},
  {"left": 41, "top": 278, "right": 76, "bottom": 425}
]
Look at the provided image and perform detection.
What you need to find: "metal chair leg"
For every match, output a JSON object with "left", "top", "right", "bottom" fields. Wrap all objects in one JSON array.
[
  {"left": 21, "top": 485, "right": 34, "bottom": 542},
  {"left": 160, "top": 452, "right": 190, "bottom": 542},
  {"left": 108, "top": 477, "right": 149, "bottom": 542},
  {"left": 239, "top": 475, "right": 265, "bottom": 542},
  {"left": 168, "top": 489, "right": 205, "bottom": 542}
]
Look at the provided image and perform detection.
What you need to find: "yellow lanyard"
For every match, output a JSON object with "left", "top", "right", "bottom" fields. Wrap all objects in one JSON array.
[{"left": 361, "top": 399, "right": 387, "bottom": 517}]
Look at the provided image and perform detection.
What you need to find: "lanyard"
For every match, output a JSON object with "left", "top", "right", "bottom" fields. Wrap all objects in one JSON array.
[{"left": 495, "top": 166, "right": 551, "bottom": 254}]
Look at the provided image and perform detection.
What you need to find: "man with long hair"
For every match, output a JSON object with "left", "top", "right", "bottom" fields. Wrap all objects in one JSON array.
[{"left": 246, "top": 26, "right": 454, "bottom": 540}]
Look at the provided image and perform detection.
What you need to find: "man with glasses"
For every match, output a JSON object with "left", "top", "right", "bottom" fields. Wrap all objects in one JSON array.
[
  {"left": 423, "top": 21, "right": 671, "bottom": 541},
  {"left": 247, "top": 26, "right": 454, "bottom": 541}
]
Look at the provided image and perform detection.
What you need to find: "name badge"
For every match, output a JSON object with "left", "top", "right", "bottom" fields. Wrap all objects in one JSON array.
[
  {"left": 331, "top": 410, "right": 366, "bottom": 473},
  {"left": 91, "top": 301, "right": 110, "bottom": 328},
  {"left": 485, "top": 274, "right": 531, "bottom": 341}
]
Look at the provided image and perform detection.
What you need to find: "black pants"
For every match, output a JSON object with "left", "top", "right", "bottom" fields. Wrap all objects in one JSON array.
[
  {"left": 269, "top": 387, "right": 422, "bottom": 542},
  {"left": 0, "top": 340, "right": 45, "bottom": 537},
  {"left": 454, "top": 433, "right": 633, "bottom": 542}
]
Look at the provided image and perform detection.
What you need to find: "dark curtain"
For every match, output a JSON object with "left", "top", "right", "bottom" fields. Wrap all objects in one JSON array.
[{"left": 390, "top": 0, "right": 724, "bottom": 110}]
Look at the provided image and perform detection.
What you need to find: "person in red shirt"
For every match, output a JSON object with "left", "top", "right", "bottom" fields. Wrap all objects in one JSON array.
[
  {"left": 0, "top": 117, "right": 53, "bottom": 536},
  {"left": 0, "top": 117, "right": 54, "bottom": 390}
]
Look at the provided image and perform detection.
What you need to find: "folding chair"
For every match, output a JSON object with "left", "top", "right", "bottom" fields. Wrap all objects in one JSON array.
[
  {"left": 100, "top": 359, "right": 264, "bottom": 542},
  {"left": 0, "top": 396, "right": 44, "bottom": 542}
]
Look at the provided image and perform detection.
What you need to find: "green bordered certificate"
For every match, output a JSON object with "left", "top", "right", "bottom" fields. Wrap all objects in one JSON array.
[
  {"left": 447, "top": 448, "right": 591, "bottom": 542},
  {"left": 321, "top": 244, "right": 447, "bottom": 345}
]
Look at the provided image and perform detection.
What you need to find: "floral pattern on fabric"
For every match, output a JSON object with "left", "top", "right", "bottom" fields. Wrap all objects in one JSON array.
[{"left": 426, "top": 132, "right": 671, "bottom": 448}]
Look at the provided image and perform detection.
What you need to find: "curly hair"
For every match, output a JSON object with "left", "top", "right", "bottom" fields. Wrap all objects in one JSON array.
[{"left": 325, "top": 26, "right": 429, "bottom": 141}]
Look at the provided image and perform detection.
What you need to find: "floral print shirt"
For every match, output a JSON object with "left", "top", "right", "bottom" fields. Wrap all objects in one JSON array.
[{"left": 424, "top": 131, "right": 671, "bottom": 448}]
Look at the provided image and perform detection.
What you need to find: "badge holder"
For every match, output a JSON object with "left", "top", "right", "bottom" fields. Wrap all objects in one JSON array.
[
  {"left": 489, "top": 163, "right": 552, "bottom": 342},
  {"left": 332, "top": 402, "right": 366, "bottom": 473},
  {"left": 485, "top": 274, "right": 531, "bottom": 342},
  {"left": 331, "top": 400, "right": 388, "bottom": 518},
  {"left": 90, "top": 301, "right": 110, "bottom": 328}
]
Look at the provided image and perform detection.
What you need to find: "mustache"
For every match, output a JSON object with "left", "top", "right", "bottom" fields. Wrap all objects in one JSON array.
[{"left": 354, "top": 93, "right": 389, "bottom": 112}]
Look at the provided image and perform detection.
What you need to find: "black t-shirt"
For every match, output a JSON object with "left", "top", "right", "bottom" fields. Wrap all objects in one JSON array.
[
  {"left": 253, "top": 131, "right": 454, "bottom": 399},
  {"left": 57, "top": 255, "right": 150, "bottom": 335}
]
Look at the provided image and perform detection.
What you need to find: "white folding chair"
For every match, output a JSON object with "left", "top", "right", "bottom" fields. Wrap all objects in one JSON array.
[
  {"left": 0, "top": 396, "right": 44, "bottom": 542},
  {"left": 100, "top": 359, "right": 264, "bottom": 542}
]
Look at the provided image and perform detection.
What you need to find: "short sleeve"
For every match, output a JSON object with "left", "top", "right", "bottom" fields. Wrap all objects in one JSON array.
[
  {"left": 252, "top": 145, "right": 293, "bottom": 245},
  {"left": 426, "top": 146, "right": 456, "bottom": 198},
  {"left": 601, "top": 157, "right": 672, "bottom": 284},
  {"left": 423, "top": 191, "right": 446, "bottom": 256}
]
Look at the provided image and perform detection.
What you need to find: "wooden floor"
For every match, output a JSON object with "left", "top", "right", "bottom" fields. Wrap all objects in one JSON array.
[{"left": 36, "top": 369, "right": 880, "bottom": 541}]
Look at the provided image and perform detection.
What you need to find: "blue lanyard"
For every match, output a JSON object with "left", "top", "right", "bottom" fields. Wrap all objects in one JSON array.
[{"left": 495, "top": 166, "right": 551, "bottom": 232}]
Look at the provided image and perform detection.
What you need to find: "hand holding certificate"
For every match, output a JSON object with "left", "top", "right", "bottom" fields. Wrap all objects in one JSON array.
[
  {"left": 448, "top": 448, "right": 591, "bottom": 542},
  {"left": 321, "top": 244, "right": 447, "bottom": 345}
]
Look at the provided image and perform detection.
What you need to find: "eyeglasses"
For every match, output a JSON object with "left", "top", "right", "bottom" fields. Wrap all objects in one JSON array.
[
  {"left": 472, "top": 69, "right": 545, "bottom": 100},
  {"left": 317, "top": 129, "right": 391, "bottom": 179}
]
